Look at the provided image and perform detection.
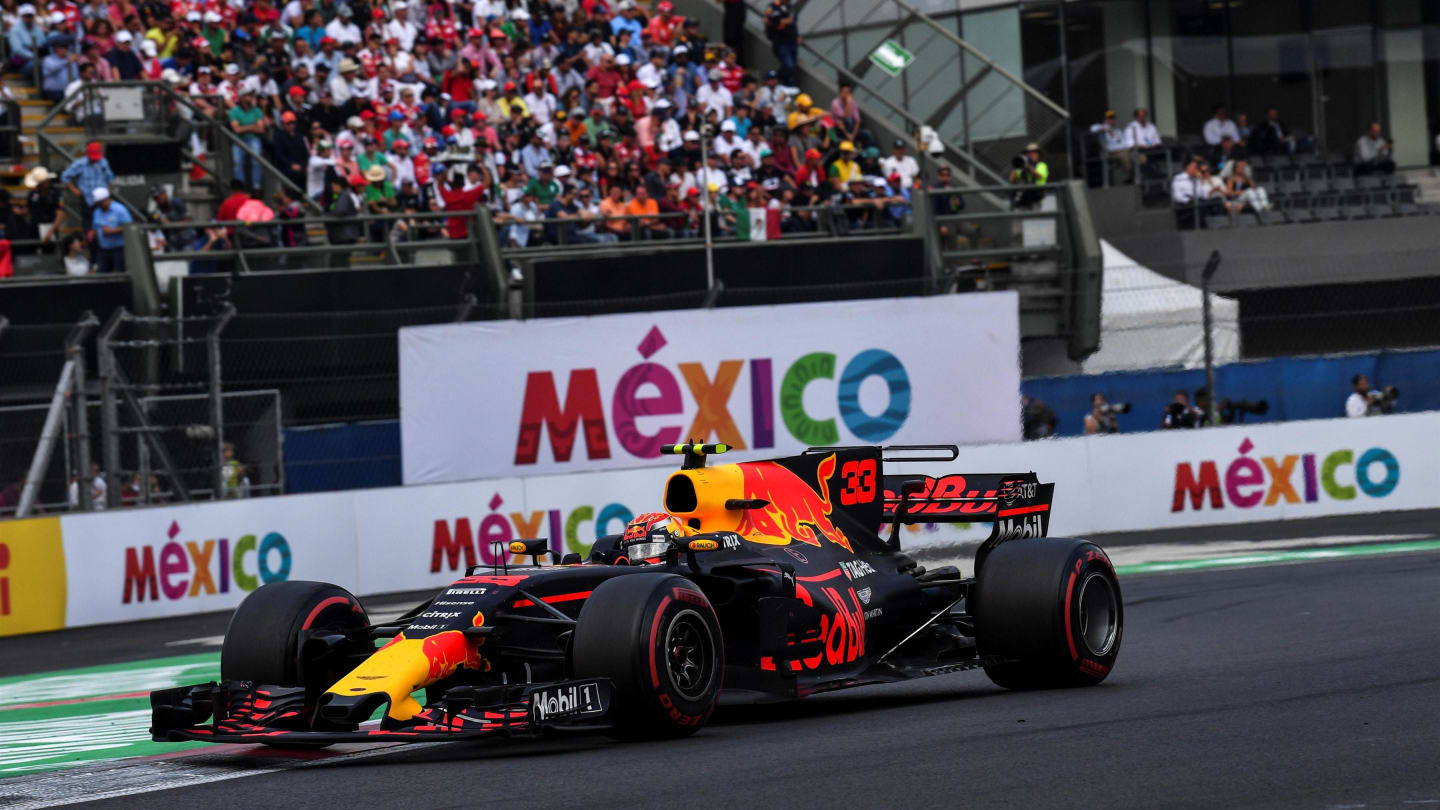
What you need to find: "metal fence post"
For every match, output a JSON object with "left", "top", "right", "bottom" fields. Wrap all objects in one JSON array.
[
  {"left": 208, "top": 305, "right": 236, "bottom": 500},
  {"left": 96, "top": 308, "right": 125, "bottom": 509},
  {"left": 1201, "top": 250, "right": 1222, "bottom": 425}
]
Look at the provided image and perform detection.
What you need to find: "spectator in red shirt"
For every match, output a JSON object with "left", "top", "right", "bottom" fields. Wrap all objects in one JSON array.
[
  {"left": 588, "top": 52, "right": 624, "bottom": 99},
  {"left": 435, "top": 172, "right": 486, "bottom": 238},
  {"left": 647, "top": 2, "right": 682, "bottom": 45},
  {"left": 216, "top": 178, "right": 251, "bottom": 223}
]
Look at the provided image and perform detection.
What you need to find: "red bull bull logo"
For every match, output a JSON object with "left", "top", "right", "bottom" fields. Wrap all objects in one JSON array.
[
  {"left": 420, "top": 630, "right": 484, "bottom": 681},
  {"left": 735, "top": 454, "right": 853, "bottom": 553}
]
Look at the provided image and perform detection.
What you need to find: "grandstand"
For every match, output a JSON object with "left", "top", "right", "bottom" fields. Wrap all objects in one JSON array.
[{"left": 2, "top": 0, "right": 1439, "bottom": 513}]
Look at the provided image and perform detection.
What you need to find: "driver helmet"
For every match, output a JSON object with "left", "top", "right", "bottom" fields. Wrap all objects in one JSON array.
[{"left": 620, "top": 512, "right": 679, "bottom": 564}]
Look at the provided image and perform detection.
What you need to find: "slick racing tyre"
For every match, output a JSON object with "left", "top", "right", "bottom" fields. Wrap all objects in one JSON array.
[
  {"left": 572, "top": 573, "right": 724, "bottom": 740},
  {"left": 221, "top": 580, "right": 369, "bottom": 700},
  {"left": 972, "top": 539, "right": 1122, "bottom": 690}
]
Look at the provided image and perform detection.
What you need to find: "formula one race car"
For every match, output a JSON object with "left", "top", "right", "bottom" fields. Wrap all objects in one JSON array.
[{"left": 151, "top": 443, "right": 1122, "bottom": 744}]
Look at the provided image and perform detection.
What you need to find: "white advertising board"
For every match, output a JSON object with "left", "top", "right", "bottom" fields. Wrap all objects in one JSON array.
[
  {"left": 38, "top": 411, "right": 1438, "bottom": 631},
  {"left": 59, "top": 491, "right": 357, "bottom": 627},
  {"left": 399, "top": 294, "right": 1022, "bottom": 485},
  {"left": 1083, "top": 413, "right": 1431, "bottom": 533},
  {"left": 351, "top": 477, "right": 526, "bottom": 595}
]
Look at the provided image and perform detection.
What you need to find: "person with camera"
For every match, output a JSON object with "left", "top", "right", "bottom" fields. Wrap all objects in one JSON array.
[
  {"left": 1346, "top": 374, "right": 1399, "bottom": 417},
  {"left": 1084, "top": 392, "right": 1126, "bottom": 434},
  {"left": 1161, "top": 390, "right": 1203, "bottom": 429},
  {"left": 1009, "top": 142, "right": 1048, "bottom": 210}
]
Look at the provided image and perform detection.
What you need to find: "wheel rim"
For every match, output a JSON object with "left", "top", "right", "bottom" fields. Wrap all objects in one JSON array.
[
  {"left": 1076, "top": 572, "right": 1118, "bottom": 657},
  {"left": 663, "top": 609, "right": 715, "bottom": 702}
]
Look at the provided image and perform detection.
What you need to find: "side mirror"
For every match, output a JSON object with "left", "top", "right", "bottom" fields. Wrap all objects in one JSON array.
[{"left": 506, "top": 538, "right": 552, "bottom": 564}]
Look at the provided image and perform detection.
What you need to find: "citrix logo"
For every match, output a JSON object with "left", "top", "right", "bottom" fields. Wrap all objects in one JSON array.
[
  {"left": 123, "top": 520, "right": 292, "bottom": 603},
  {"left": 513, "top": 325, "right": 912, "bottom": 465},
  {"left": 1172, "top": 437, "right": 1399, "bottom": 513}
]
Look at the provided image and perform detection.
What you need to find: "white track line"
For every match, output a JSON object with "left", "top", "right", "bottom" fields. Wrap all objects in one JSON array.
[{"left": 0, "top": 741, "right": 443, "bottom": 809}]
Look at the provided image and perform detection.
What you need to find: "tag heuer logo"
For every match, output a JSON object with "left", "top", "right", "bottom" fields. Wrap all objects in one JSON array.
[{"left": 857, "top": 587, "right": 872, "bottom": 605}]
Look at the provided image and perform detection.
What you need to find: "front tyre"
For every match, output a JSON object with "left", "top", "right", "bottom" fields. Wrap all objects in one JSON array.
[
  {"left": 572, "top": 573, "right": 724, "bottom": 740},
  {"left": 220, "top": 580, "right": 369, "bottom": 698},
  {"left": 973, "top": 539, "right": 1122, "bottom": 689}
]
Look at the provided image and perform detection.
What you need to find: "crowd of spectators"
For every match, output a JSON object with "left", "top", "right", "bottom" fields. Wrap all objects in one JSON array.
[{"left": 1, "top": 0, "right": 963, "bottom": 271}]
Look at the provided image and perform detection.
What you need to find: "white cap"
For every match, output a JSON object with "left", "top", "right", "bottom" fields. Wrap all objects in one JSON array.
[
  {"left": 673, "top": 44, "right": 688, "bottom": 54},
  {"left": 615, "top": 54, "right": 631, "bottom": 66},
  {"left": 203, "top": 10, "right": 221, "bottom": 21},
  {"left": 720, "top": 120, "right": 736, "bottom": 132},
  {"left": 642, "top": 75, "right": 660, "bottom": 89},
  {"left": 49, "top": 10, "right": 65, "bottom": 23},
  {"left": 17, "top": 3, "right": 35, "bottom": 15},
  {"left": 92, "top": 187, "right": 110, "bottom": 201},
  {"left": 224, "top": 63, "right": 240, "bottom": 75},
  {"left": 511, "top": 7, "right": 530, "bottom": 19},
  {"left": 554, "top": 164, "right": 572, "bottom": 177},
  {"left": 186, "top": 10, "right": 201, "bottom": 20},
  {"left": 871, "top": 177, "right": 887, "bottom": 187},
  {"left": 478, "top": 78, "right": 496, "bottom": 91},
  {"left": 654, "top": 98, "right": 671, "bottom": 110},
  {"left": 141, "top": 39, "right": 157, "bottom": 56},
  {"left": 115, "top": 30, "right": 133, "bottom": 42},
  {"left": 161, "top": 67, "right": 183, "bottom": 84},
  {"left": 683, "top": 130, "right": 700, "bottom": 142}
]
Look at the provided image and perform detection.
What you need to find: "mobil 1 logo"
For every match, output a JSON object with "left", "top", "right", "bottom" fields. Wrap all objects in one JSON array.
[
  {"left": 529, "top": 680, "right": 609, "bottom": 723},
  {"left": 992, "top": 514, "right": 1044, "bottom": 542}
]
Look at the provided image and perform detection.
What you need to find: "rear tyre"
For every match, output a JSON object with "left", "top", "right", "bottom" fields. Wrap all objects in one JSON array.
[
  {"left": 572, "top": 573, "right": 723, "bottom": 740},
  {"left": 221, "top": 580, "right": 369, "bottom": 698},
  {"left": 972, "top": 539, "right": 1122, "bottom": 690}
]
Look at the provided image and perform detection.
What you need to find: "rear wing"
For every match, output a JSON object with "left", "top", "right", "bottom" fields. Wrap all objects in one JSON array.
[
  {"left": 882, "top": 471, "right": 1054, "bottom": 541},
  {"left": 800, "top": 445, "right": 1054, "bottom": 542}
]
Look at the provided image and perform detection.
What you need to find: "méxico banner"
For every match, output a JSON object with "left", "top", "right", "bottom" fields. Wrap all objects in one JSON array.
[
  {"left": 399, "top": 294, "right": 1022, "bottom": 485},
  {"left": 57, "top": 492, "right": 358, "bottom": 627}
]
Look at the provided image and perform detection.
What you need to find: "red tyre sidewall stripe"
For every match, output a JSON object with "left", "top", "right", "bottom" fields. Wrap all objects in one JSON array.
[
  {"left": 302, "top": 596, "right": 355, "bottom": 630},
  {"left": 647, "top": 595, "right": 672, "bottom": 689},
  {"left": 1063, "top": 569, "right": 1079, "bottom": 661}
]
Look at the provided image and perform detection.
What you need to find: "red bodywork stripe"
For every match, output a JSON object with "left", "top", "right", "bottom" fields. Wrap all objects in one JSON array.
[
  {"left": 797, "top": 569, "right": 844, "bottom": 583},
  {"left": 510, "top": 590, "right": 593, "bottom": 608},
  {"left": 996, "top": 503, "right": 1051, "bottom": 517}
]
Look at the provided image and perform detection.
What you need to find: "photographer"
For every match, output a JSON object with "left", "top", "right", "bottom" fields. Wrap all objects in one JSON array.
[
  {"left": 1008, "top": 142, "right": 1049, "bottom": 210},
  {"left": 1084, "top": 393, "right": 1126, "bottom": 434},
  {"left": 1022, "top": 394, "right": 1058, "bottom": 440},
  {"left": 1345, "top": 374, "right": 1399, "bottom": 417},
  {"left": 1161, "top": 390, "right": 1203, "bottom": 429}
]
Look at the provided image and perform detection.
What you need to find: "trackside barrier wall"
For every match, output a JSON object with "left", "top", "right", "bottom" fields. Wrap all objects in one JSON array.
[{"left": 3, "top": 411, "right": 1433, "bottom": 636}]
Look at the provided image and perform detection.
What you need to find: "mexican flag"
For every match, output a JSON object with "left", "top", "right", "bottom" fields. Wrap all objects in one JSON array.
[{"left": 747, "top": 207, "right": 782, "bottom": 241}]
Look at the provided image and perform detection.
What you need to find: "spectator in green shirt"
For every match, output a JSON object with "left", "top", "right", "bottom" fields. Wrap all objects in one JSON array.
[
  {"left": 524, "top": 163, "right": 562, "bottom": 206},
  {"left": 228, "top": 90, "right": 267, "bottom": 189},
  {"left": 722, "top": 184, "right": 749, "bottom": 239},
  {"left": 357, "top": 142, "right": 389, "bottom": 177}
]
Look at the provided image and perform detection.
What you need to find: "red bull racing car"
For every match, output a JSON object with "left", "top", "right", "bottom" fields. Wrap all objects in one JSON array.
[{"left": 151, "top": 443, "right": 1122, "bottom": 744}]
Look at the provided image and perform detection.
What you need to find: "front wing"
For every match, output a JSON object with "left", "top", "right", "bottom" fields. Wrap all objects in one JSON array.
[{"left": 151, "top": 678, "right": 612, "bottom": 744}]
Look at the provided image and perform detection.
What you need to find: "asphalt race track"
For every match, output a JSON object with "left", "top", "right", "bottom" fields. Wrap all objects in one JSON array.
[{"left": 4, "top": 540, "right": 1440, "bottom": 808}]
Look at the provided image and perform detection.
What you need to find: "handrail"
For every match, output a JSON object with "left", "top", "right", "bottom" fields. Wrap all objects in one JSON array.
[
  {"left": 33, "top": 81, "right": 321, "bottom": 214},
  {"left": 770, "top": 26, "right": 1008, "bottom": 188},
  {"left": 887, "top": 0, "right": 1068, "bottom": 120}
]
